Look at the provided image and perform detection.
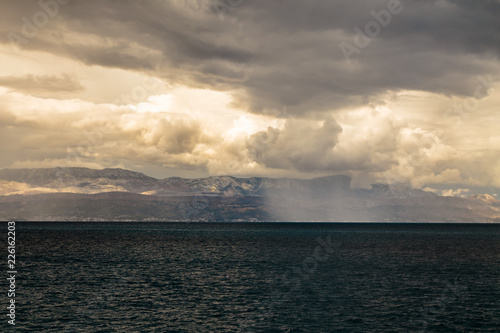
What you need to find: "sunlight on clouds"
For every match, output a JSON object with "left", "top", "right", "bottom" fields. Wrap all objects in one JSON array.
[
  {"left": 123, "top": 87, "right": 287, "bottom": 143},
  {"left": 0, "top": 44, "right": 166, "bottom": 104},
  {"left": 225, "top": 116, "right": 285, "bottom": 141},
  {"left": 0, "top": 80, "right": 295, "bottom": 178},
  {"left": 1, "top": 78, "right": 499, "bottom": 189},
  {"left": 127, "top": 95, "right": 175, "bottom": 113}
]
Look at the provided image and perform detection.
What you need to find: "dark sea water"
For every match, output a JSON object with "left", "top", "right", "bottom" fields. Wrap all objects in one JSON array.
[{"left": 6, "top": 222, "right": 500, "bottom": 332}]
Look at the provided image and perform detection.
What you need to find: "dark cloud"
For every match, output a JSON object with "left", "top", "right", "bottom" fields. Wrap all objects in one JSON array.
[{"left": 1, "top": 0, "right": 498, "bottom": 115}]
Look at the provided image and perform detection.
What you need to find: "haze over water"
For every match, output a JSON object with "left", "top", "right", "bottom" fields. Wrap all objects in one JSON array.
[{"left": 13, "top": 222, "right": 500, "bottom": 332}]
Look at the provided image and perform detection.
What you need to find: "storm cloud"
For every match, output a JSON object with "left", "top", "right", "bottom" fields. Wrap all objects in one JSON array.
[
  {"left": 2, "top": 0, "right": 499, "bottom": 112},
  {"left": 0, "top": 0, "right": 499, "bottom": 193}
]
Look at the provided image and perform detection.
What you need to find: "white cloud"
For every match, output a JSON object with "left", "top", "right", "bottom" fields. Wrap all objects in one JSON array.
[{"left": 441, "top": 188, "right": 470, "bottom": 197}]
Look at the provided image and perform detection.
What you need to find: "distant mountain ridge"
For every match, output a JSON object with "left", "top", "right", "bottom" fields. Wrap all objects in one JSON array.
[
  {"left": 0, "top": 167, "right": 352, "bottom": 197},
  {"left": 0, "top": 167, "right": 499, "bottom": 222}
]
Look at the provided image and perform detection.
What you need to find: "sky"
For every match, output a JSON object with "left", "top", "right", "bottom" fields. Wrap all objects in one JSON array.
[{"left": 0, "top": 0, "right": 499, "bottom": 196}]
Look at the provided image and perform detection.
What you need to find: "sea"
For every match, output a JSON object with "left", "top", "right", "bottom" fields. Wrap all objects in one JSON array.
[{"left": 6, "top": 222, "right": 500, "bottom": 332}]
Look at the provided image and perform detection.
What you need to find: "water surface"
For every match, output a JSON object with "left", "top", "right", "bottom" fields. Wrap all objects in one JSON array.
[{"left": 9, "top": 222, "right": 500, "bottom": 332}]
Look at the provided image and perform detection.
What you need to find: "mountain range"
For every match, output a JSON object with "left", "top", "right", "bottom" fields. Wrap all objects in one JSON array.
[{"left": 0, "top": 167, "right": 499, "bottom": 222}]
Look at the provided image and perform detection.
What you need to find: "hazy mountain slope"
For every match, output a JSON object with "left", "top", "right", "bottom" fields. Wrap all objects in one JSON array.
[
  {"left": 0, "top": 167, "right": 158, "bottom": 194},
  {"left": 0, "top": 167, "right": 498, "bottom": 222}
]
